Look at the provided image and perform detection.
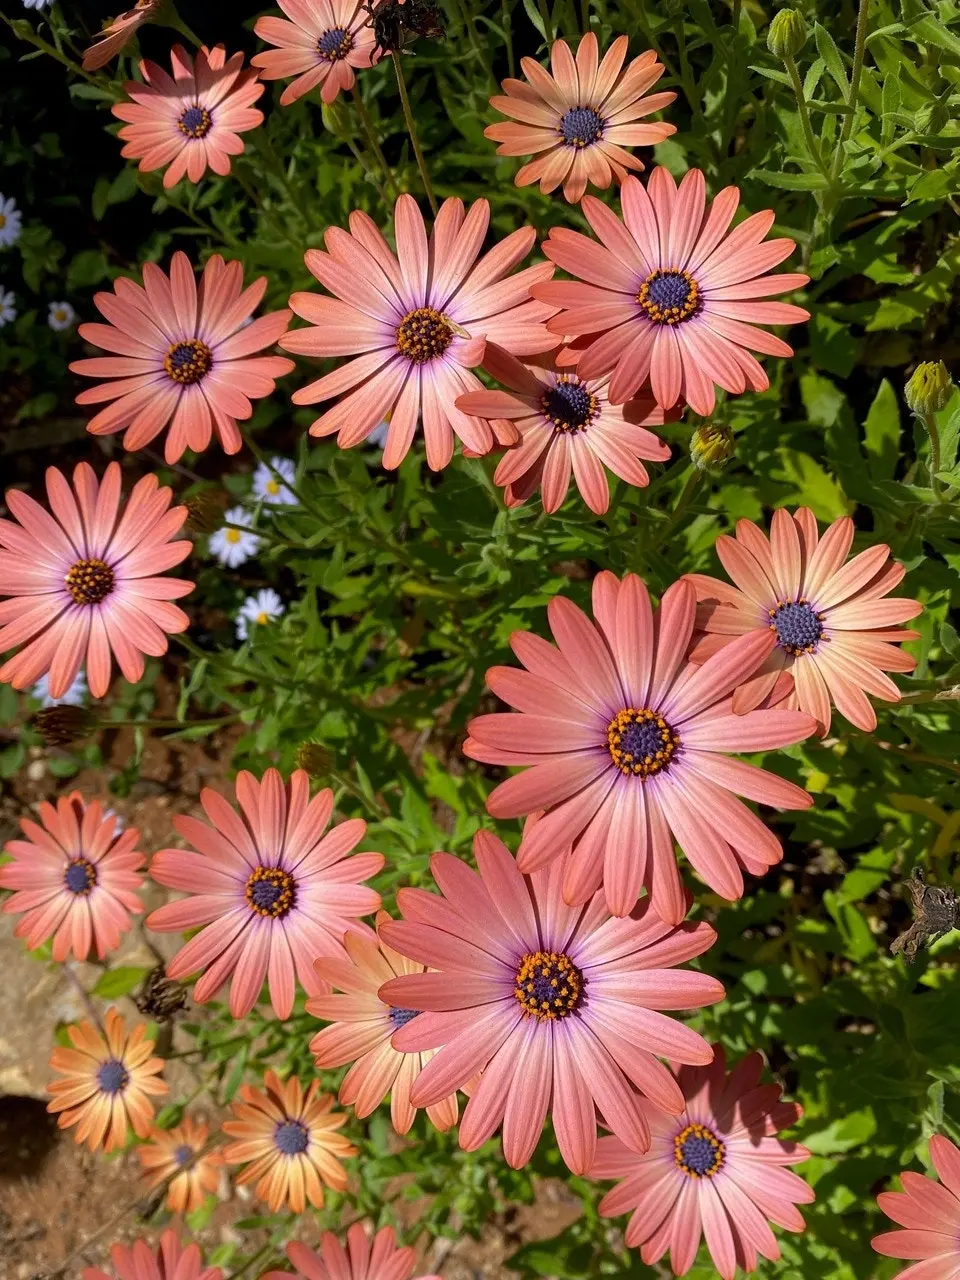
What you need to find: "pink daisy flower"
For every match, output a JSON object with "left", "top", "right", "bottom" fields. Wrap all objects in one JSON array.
[
  {"left": 464, "top": 572, "right": 816, "bottom": 924},
  {"left": 263, "top": 1225, "right": 440, "bottom": 1280},
  {"left": 112, "top": 45, "right": 264, "bottom": 189},
  {"left": 687, "top": 507, "right": 923, "bottom": 735},
  {"left": 531, "top": 167, "right": 810, "bottom": 414},
  {"left": 82, "top": 1228, "right": 221, "bottom": 1280},
  {"left": 146, "top": 768, "right": 384, "bottom": 1020},
  {"left": 873, "top": 1135, "right": 960, "bottom": 1280},
  {"left": 591, "top": 1046, "right": 814, "bottom": 1279},
  {"left": 378, "top": 828, "right": 724, "bottom": 1175},
  {"left": 308, "top": 911, "right": 461, "bottom": 1136},
  {"left": 455, "top": 343, "right": 672, "bottom": 514},
  {"left": 280, "top": 194, "right": 559, "bottom": 471},
  {"left": 82, "top": 1, "right": 160, "bottom": 73},
  {"left": 0, "top": 462, "right": 193, "bottom": 699},
  {"left": 252, "top": 0, "right": 379, "bottom": 106},
  {"left": 485, "top": 34, "right": 676, "bottom": 204},
  {"left": 70, "top": 251, "right": 294, "bottom": 463},
  {"left": 0, "top": 791, "right": 144, "bottom": 962}
]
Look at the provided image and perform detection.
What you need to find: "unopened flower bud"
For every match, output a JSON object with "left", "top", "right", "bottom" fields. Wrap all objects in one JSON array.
[
  {"left": 321, "top": 100, "right": 349, "bottom": 136},
  {"left": 905, "top": 361, "right": 954, "bottom": 417},
  {"left": 690, "top": 422, "right": 736, "bottom": 471},
  {"left": 33, "top": 705, "right": 98, "bottom": 747},
  {"left": 767, "top": 8, "right": 807, "bottom": 59},
  {"left": 295, "top": 740, "right": 332, "bottom": 778},
  {"left": 184, "top": 489, "right": 225, "bottom": 535}
]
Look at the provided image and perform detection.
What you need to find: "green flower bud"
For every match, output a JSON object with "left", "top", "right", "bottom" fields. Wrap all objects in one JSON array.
[
  {"left": 690, "top": 423, "right": 736, "bottom": 471},
  {"left": 905, "top": 361, "right": 954, "bottom": 417},
  {"left": 767, "top": 8, "right": 808, "bottom": 59},
  {"left": 321, "top": 100, "right": 349, "bottom": 136},
  {"left": 295, "top": 740, "right": 333, "bottom": 779}
]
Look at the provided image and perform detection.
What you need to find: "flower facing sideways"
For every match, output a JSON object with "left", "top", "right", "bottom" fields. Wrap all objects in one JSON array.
[
  {"left": 533, "top": 167, "right": 809, "bottom": 414},
  {"left": 263, "top": 1225, "right": 441, "bottom": 1280},
  {"left": 465, "top": 573, "right": 815, "bottom": 923},
  {"left": 873, "top": 1135, "right": 960, "bottom": 1280},
  {"left": 281, "top": 194, "right": 558, "bottom": 470},
  {"left": 147, "top": 768, "right": 383, "bottom": 1019},
  {"left": 0, "top": 463, "right": 193, "bottom": 699},
  {"left": 0, "top": 194, "right": 23, "bottom": 249},
  {"left": 81, "top": 1229, "right": 221, "bottom": 1280},
  {"left": 222, "top": 1070, "right": 356, "bottom": 1213},
  {"left": 253, "top": 0, "right": 379, "bottom": 105},
  {"left": 82, "top": 1, "right": 162, "bottom": 72},
  {"left": 590, "top": 1046, "right": 814, "bottom": 1279},
  {"left": 70, "top": 251, "right": 293, "bottom": 462},
  {"left": 308, "top": 911, "right": 461, "bottom": 1136},
  {"left": 0, "top": 791, "right": 144, "bottom": 962},
  {"left": 113, "top": 45, "right": 264, "bottom": 188},
  {"left": 687, "top": 507, "right": 922, "bottom": 734},
  {"left": 455, "top": 343, "right": 672, "bottom": 514},
  {"left": 137, "top": 1116, "right": 224, "bottom": 1214},
  {"left": 379, "top": 829, "right": 724, "bottom": 1175},
  {"left": 486, "top": 34, "right": 675, "bottom": 204},
  {"left": 48, "top": 1008, "right": 167, "bottom": 1152}
]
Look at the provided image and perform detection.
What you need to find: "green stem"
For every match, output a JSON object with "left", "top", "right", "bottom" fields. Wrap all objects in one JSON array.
[
  {"left": 392, "top": 54, "right": 437, "bottom": 213},
  {"left": 251, "top": 127, "right": 311, "bottom": 224},
  {"left": 161, "top": 9, "right": 203, "bottom": 48},
  {"left": 921, "top": 409, "right": 945, "bottom": 501},
  {"left": 222, "top": 520, "right": 302, "bottom": 552},
  {"left": 240, "top": 430, "right": 325, "bottom": 523},
  {"left": 351, "top": 87, "right": 398, "bottom": 199},
  {"left": 830, "top": 0, "right": 870, "bottom": 183},
  {"left": 650, "top": 468, "right": 702, "bottom": 553},
  {"left": 104, "top": 715, "right": 239, "bottom": 731},
  {"left": 1, "top": 13, "right": 111, "bottom": 91},
  {"left": 329, "top": 768, "right": 390, "bottom": 818},
  {"left": 784, "top": 53, "right": 830, "bottom": 177},
  {"left": 175, "top": 633, "right": 297, "bottom": 690}
]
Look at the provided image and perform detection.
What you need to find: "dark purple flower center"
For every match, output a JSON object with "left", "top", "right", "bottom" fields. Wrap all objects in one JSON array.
[
  {"left": 164, "top": 338, "right": 212, "bottom": 386},
  {"left": 559, "top": 106, "right": 604, "bottom": 148},
  {"left": 96, "top": 1059, "right": 129, "bottom": 1095},
  {"left": 540, "top": 376, "right": 599, "bottom": 433},
  {"left": 396, "top": 306, "right": 454, "bottom": 364},
  {"left": 318, "top": 26, "right": 353, "bottom": 60},
  {"left": 178, "top": 105, "right": 212, "bottom": 138},
  {"left": 607, "top": 708, "right": 679, "bottom": 778},
  {"left": 245, "top": 866, "right": 296, "bottom": 918},
  {"left": 770, "top": 599, "right": 824, "bottom": 655},
  {"left": 674, "top": 1122, "right": 725, "bottom": 1177},
  {"left": 637, "top": 268, "right": 701, "bottom": 325},
  {"left": 64, "top": 857, "right": 97, "bottom": 895},
  {"left": 65, "top": 558, "right": 115, "bottom": 606},
  {"left": 388, "top": 1006, "right": 420, "bottom": 1029},
  {"left": 173, "top": 1144, "right": 194, "bottom": 1167},
  {"left": 514, "top": 950, "right": 584, "bottom": 1021},
  {"left": 275, "top": 1120, "right": 310, "bottom": 1155}
]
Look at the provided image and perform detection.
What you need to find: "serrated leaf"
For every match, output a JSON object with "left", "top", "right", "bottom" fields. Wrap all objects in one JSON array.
[
  {"left": 814, "top": 22, "right": 850, "bottom": 98},
  {"left": 753, "top": 169, "right": 830, "bottom": 190}
]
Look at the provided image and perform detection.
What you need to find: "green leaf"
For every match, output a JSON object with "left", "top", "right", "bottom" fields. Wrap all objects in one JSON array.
[
  {"left": 753, "top": 169, "right": 830, "bottom": 190},
  {"left": 863, "top": 378, "right": 901, "bottom": 481},
  {"left": 815, "top": 22, "right": 851, "bottom": 98},
  {"left": 92, "top": 967, "right": 150, "bottom": 998}
]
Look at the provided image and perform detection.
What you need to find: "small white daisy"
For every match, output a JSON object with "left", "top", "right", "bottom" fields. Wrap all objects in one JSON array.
[
  {"left": 208, "top": 505, "right": 261, "bottom": 568},
  {"left": 48, "top": 300, "right": 76, "bottom": 332},
  {"left": 236, "top": 588, "right": 284, "bottom": 641},
  {"left": 251, "top": 457, "right": 296, "bottom": 505},
  {"left": 31, "top": 670, "right": 88, "bottom": 708},
  {"left": 368, "top": 419, "right": 390, "bottom": 449},
  {"left": 0, "top": 196, "right": 22, "bottom": 250},
  {"left": 0, "top": 290, "right": 17, "bottom": 327},
  {"left": 22, "top": 0, "right": 53, "bottom": 9}
]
